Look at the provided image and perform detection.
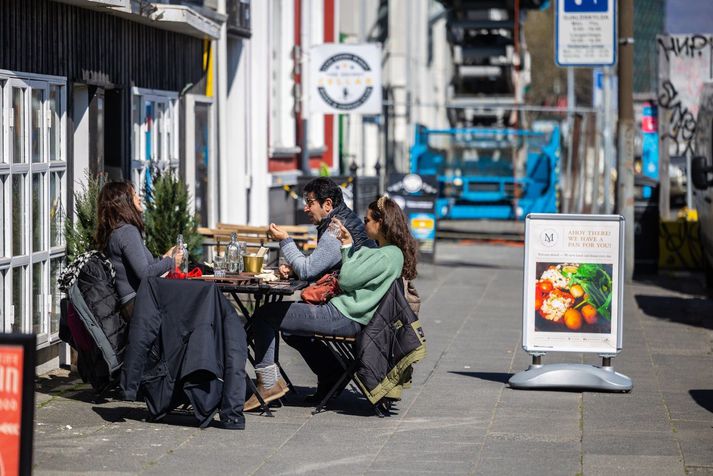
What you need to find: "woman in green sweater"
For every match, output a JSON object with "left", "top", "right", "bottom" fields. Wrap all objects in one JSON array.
[{"left": 245, "top": 195, "right": 418, "bottom": 410}]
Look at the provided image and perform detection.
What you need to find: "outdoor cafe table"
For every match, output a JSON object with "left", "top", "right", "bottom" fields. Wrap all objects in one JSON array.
[{"left": 190, "top": 274, "right": 308, "bottom": 415}]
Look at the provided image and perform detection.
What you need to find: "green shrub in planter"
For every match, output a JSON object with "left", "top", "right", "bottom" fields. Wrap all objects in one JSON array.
[
  {"left": 143, "top": 170, "right": 202, "bottom": 262},
  {"left": 65, "top": 171, "right": 105, "bottom": 262}
]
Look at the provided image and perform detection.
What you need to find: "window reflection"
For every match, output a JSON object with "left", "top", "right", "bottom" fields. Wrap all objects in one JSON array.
[
  {"left": 33, "top": 173, "right": 44, "bottom": 251},
  {"left": 12, "top": 267, "right": 24, "bottom": 333},
  {"left": 195, "top": 103, "right": 210, "bottom": 227},
  {"left": 33, "top": 262, "right": 44, "bottom": 334},
  {"left": 49, "top": 85, "right": 60, "bottom": 161},
  {"left": 50, "top": 258, "right": 63, "bottom": 334},
  {"left": 31, "top": 89, "right": 43, "bottom": 163},
  {"left": 12, "top": 175, "right": 25, "bottom": 255},
  {"left": 50, "top": 172, "right": 63, "bottom": 247},
  {"left": 11, "top": 88, "right": 25, "bottom": 164}
]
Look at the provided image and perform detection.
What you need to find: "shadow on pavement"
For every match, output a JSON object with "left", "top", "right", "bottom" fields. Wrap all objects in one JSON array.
[
  {"left": 448, "top": 371, "right": 513, "bottom": 383},
  {"left": 634, "top": 295, "right": 713, "bottom": 329},
  {"left": 634, "top": 273, "right": 710, "bottom": 297},
  {"left": 689, "top": 390, "right": 713, "bottom": 414},
  {"left": 35, "top": 371, "right": 121, "bottom": 404},
  {"left": 93, "top": 405, "right": 208, "bottom": 428}
]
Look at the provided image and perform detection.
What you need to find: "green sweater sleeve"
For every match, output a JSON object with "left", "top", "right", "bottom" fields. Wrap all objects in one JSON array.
[
  {"left": 338, "top": 246, "right": 400, "bottom": 292},
  {"left": 330, "top": 245, "right": 404, "bottom": 325}
]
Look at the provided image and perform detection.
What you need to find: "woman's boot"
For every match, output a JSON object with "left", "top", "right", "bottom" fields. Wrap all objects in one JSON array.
[{"left": 244, "top": 363, "right": 289, "bottom": 412}]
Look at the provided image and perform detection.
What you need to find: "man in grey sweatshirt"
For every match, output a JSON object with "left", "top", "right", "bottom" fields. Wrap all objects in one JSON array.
[{"left": 269, "top": 177, "right": 374, "bottom": 280}]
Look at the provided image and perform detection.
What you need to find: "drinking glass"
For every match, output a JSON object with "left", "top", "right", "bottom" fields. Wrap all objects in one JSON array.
[
  {"left": 326, "top": 220, "right": 341, "bottom": 240},
  {"left": 213, "top": 255, "right": 226, "bottom": 278}
]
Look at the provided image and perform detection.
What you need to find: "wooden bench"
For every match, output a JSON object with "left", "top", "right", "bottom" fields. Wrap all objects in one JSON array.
[{"left": 198, "top": 223, "right": 317, "bottom": 257}]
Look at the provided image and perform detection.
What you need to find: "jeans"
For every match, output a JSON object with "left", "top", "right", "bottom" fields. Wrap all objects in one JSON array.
[{"left": 251, "top": 301, "right": 362, "bottom": 381}]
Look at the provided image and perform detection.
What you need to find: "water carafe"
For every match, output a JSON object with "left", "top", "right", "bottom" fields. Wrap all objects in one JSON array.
[{"left": 173, "top": 234, "right": 189, "bottom": 273}]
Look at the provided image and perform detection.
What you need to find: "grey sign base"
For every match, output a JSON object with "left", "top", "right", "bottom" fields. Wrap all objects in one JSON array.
[{"left": 509, "top": 363, "right": 633, "bottom": 392}]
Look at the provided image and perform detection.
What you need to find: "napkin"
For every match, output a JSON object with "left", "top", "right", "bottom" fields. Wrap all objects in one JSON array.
[{"left": 167, "top": 267, "right": 204, "bottom": 280}]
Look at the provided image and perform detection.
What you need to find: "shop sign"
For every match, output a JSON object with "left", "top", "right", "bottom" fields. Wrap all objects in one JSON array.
[
  {"left": 0, "top": 334, "right": 35, "bottom": 476},
  {"left": 522, "top": 214, "right": 624, "bottom": 354},
  {"left": 309, "top": 43, "right": 382, "bottom": 114}
]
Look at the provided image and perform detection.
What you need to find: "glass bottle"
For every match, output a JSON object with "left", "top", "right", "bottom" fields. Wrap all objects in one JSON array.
[
  {"left": 238, "top": 241, "right": 246, "bottom": 273},
  {"left": 174, "top": 234, "right": 189, "bottom": 273},
  {"left": 226, "top": 232, "right": 240, "bottom": 273}
]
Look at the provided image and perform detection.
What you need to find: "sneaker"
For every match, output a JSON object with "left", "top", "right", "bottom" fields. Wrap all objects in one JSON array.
[
  {"left": 244, "top": 378, "right": 289, "bottom": 412},
  {"left": 215, "top": 413, "right": 245, "bottom": 430}
]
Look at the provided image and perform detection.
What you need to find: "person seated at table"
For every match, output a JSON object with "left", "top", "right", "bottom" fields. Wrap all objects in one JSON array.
[
  {"left": 95, "top": 182, "right": 184, "bottom": 322},
  {"left": 268, "top": 177, "right": 375, "bottom": 281},
  {"left": 266, "top": 178, "right": 376, "bottom": 404},
  {"left": 245, "top": 195, "right": 418, "bottom": 410}
]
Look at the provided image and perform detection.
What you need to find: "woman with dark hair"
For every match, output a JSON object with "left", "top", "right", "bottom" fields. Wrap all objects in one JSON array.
[
  {"left": 96, "top": 182, "right": 184, "bottom": 321},
  {"left": 245, "top": 195, "right": 418, "bottom": 410}
]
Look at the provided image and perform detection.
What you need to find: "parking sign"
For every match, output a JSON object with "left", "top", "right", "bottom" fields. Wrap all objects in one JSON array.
[
  {"left": 556, "top": 0, "right": 616, "bottom": 66},
  {"left": 564, "top": 0, "right": 608, "bottom": 13}
]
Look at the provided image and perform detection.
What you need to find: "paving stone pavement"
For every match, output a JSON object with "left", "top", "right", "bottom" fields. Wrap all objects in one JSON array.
[{"left": 33, "top": 242, "right": 713, "bottom": 475}]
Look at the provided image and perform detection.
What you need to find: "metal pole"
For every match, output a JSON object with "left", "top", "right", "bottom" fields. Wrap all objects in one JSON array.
[
  {"left": 300, "top": 0, "right": 311, "bottom": 175},
  {"left": 616, "top": 0, "right": 635, "bottom": 282},
  {"left": 350, "top": 161, "right": 359, "bottom": 215},
  {"left": 603, "top": 68, "right": 614, "bottom": 214},
  {"left": 565, "top": 68, "right": 575, "bottom": 213},
  {"left": 301, "top": 118, "right": 310, "bottom": 174}
]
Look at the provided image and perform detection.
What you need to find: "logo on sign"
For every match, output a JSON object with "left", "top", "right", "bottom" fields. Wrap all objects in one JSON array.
[
  {"left": 564, "top": 0, "right": 607, "bottom": 12},
  {"left": 315, "top": 53, "right": 376, "bottom": 111},
  {"left": 540, "top": 229, "right": 558, "bottom": 247},
  {"left": 410, "top": 213, "right": 436, "bottom": 240}
]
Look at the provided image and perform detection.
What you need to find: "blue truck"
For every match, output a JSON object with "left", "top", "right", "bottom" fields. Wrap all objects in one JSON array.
[{"left": 409, "top": 124, "right": 561, "bottom": 221}]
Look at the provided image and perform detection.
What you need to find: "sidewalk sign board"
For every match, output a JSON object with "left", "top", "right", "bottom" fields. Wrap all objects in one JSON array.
[
  {"left": 387, "top": 173, "right": 438, "bottom": 263},
  {"left": 522, "top": 214, "right": 624, "bottom": 354},
  {"left": 555, "top": 0, "right": 617, "bottom": 67},
  {"left": 0, "top": 334, "right": 35, "bottom": 476},
  {"left": 510, "top": 214, "right": 631, "bottom": 391}
]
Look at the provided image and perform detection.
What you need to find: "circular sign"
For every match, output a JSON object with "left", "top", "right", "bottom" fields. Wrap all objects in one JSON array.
[
  {"left": 402, "top": 174, "right": 423, "bottom": 194},
  {"left": 316, "top": 53, "right": 376, "bottom": 111}
]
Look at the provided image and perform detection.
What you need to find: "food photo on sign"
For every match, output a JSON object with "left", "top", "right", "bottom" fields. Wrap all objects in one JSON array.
[{"left": 533, "top": 262, "right": 613, "bottom": 334}]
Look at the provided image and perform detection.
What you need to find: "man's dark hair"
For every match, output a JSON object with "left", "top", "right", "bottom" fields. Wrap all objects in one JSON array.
[{"left": 303, "top": 177, "right": 343, "bottom": 207}]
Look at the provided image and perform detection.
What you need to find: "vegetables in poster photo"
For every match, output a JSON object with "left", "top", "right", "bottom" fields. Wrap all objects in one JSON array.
[
  {"left": 561, "top": 263, "right": 612, "bottom": 321},
  {"left": 533, "top": 263, "right": 613, "bottom": 331}
]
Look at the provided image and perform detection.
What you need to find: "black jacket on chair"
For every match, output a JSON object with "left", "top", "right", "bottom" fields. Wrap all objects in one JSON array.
[
  {"left": 59, "top": 251, "right": 127, "bottom": 392},
  {"left": 121, "top": 277, "right": 247, "bottom": 426},
  {"left": 355, "top": 279, "right": 427, "bottom": 404}
]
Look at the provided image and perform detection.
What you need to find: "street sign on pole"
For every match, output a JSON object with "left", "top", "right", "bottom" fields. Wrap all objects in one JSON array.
[{"left": 555, "top": 0, "right": 617, "bottom": 67}]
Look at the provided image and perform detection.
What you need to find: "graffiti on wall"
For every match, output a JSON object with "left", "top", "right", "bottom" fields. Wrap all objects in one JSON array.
[{"left": 657, "top": 35, "right": 713, "bottom": 157}]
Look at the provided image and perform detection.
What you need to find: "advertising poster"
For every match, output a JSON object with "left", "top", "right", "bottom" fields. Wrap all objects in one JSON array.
[
  {"left": 0, "top": 335, "right": 35, "bottom": 476},
  {"left": 522, "top": 214, "right": 624, "bottom": 354}
]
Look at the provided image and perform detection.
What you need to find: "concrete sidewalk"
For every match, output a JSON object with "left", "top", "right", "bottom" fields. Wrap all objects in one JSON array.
[{"left": 33, "top": 242, "right": 713, "bottom": 475}]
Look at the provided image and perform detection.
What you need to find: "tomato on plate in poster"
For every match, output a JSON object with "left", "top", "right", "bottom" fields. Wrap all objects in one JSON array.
[{"left": 522, "top": 214, "right": 624, "bottom": 354}]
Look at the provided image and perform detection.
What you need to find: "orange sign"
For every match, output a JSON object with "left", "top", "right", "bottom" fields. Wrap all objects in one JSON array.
[{"left": 0, "top": 345, "right": 24, "bottom": 476}]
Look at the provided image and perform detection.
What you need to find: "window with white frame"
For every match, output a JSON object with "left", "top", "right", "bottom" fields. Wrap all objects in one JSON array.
[
  {"left": 131, "top": 88, "right": 179, "bottom": 196},
  {"left": 1, "top": 71, "right": 67, "bottom": 346},
  {"left": 269, "top": 0, "right": 298, "bottom": 155}
]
